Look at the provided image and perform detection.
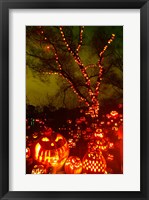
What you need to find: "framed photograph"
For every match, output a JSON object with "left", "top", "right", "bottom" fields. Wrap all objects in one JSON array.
[{"left": 0, "top": 0, "right": 149, "bottom": 199}]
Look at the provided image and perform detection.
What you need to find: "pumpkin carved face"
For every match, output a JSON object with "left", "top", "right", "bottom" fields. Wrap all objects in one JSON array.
[
  {"left": 64, "top": 156, "right": 82, "bottom": 174},
  {"left": 82, "top": 151, "right": 107, "bottom": 174},
  {"left": 31, "top": 165, "right": 47, "bottom": 174},
  {"left": 33, "top": 133, "right": 69, "bottom": 172},
  {"left": 88, "top": 139, "right": 108, "bottom": 152}
]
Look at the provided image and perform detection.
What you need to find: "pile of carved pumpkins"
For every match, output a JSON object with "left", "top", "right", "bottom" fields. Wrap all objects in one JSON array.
[{"left": 26, "top": 128, "right": 110, "bottom": 174}]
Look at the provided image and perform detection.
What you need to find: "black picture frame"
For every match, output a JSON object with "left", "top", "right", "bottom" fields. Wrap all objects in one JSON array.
[{"left": 0, "top": 0, "right": 149, "bottom": 199}]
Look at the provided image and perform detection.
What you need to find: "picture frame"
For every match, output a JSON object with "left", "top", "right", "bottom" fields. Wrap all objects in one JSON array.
[{"left": 0, "top": 0, "right": 149, "bottom": 199}]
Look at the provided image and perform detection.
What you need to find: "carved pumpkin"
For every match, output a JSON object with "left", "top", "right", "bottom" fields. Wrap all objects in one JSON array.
[
  {"left": 32, "top": 132, "right": 39, "bottom": 139},
  {"left": 64, "top": 156, "right": 82, "bottom": 174},
  {"left": 82, "top": 151, "right": 107, "bottom": 174},
  {"left": 83, "top": 127, "right": 92, "bottom": 140},
  {"left": 26, "top": 147, "right": 31, "bottom": 158},
  {"left": 33, "top": 132, "right": 69, "bottom": 173},
  {"left": 110, "top": 110, "right": 119, "bottom": 118},
  {"left": 88, "top": 139, "right": 108, "bottom": 152},
  {"left": 31, "top": 165, "right": 47, "bottom": 174}
]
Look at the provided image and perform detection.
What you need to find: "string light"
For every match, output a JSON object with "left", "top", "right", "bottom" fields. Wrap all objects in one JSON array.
[
  {"left": 93, "top": 65, "right": 103, "bottom": 98},
  {"left": 92, "top": 34, "right": 116, "bottom": 105},
  {"left": 39, "top": 27, "right": 116, "bottom": 117},
  {"left": 76, "top": 26, "right": 84, "bottom": 55},
  {"left": 59, "top": 26, "right": 93, "bottom": 100},
  {"left": 99, "top": 33, "right": 116, "bottom": 58}
]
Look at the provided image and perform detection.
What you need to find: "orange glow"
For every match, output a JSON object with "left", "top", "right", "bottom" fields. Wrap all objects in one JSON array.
[
  {"left": 39, "top": 151, "right": 43, "bottom": 162},
  {"left": 44, "top": 150, "right": 49, "bottom": 162},
  {"left": 55, "top": 134, "right": 63, "bottom": 142},
  {"left": 99, "top": 133, "right": 104, "bottom": 138},
  {"left": 109, "top": 143, "right": 114, "bottom": 148},
  {"left": 39, "top": 156, "right": 42, "bottom": 162},
  {"left": 82, "top": 152, "right": 107, "bottom": 174},
  {"left": 32, "top": 132, "right": 38, "bottom": 139},
  {"left": 31, "top": 165, "right": 46, "bottom": 174},
  {"left": 35, "top": 143, "right": 41, "bottom": 160},
  {"left": 53, "top": 159, "right": 58, "bottom": 163},
  {"left": 65, "top": 156, "right": 82, "bottom": 174},
  {"left": 107, "top": 154, "right": 114, "bottom": 161},
  {"left": 41, "top": 137, "right": 49, "bottom": 142},
  {"left": 33, "top": 133, "right": 69, "bottom": 173},
  {"left": 110, "top": 110, "right": 118, "bottom": 117},
  {"left": 26, "top": 147, "right": 30, "bottom": 158}
]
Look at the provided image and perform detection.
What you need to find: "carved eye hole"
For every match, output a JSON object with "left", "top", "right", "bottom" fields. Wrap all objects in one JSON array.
[
  {"left": 55, "top": 134, "right": 63, "bottom": 142},
  {"left": 41, "top": 137, "right": 49, "bottom": 142}
]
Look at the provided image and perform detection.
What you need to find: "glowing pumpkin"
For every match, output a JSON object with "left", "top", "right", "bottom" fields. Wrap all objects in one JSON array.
[
  {"left": 32, "top": 132, "right": 39, "bottom": 139},
  {"left": 82, "top": 151, "right": 107, "bottom": 174},
  {"left": 33, "top": 132, "right": 69, "bottom": 173},
  {"left": 88, "top": 139, "right": 108, "bottom": 152},
  {"left": 64, "top": 156, "right": 82, "bottom": 174},
  {"left": 31, "top": 165, "right": 47, "bottom": 174},
  {"left": 110, "top": 110, "right": 119, "bottom": 118},
  {"left": 26, "top": 147, "right": 31, "bottom": 158}
]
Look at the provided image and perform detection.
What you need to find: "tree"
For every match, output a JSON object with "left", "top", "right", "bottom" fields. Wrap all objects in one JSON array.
[
  {"left": 26, "top": 26, "right": 123, "bottom": 117},
  {"left": 26, "top": 26, "right": 123, "bottom": 174}
]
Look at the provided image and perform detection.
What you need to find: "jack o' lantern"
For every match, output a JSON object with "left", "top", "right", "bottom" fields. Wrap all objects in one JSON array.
[
  {"left": 33, "top": 132, "right": 69, "bottom": 173},
  {"left": 110, "top": 110, "right": 119, "bottom": 118},
  {"left": 64, "top": 156, "right": 82, "bottom": 174},
  {"left": 82, "top": 151, "right": 107, "bottom": 174},
  {"left": 26, "top": 147, "right": 31, "bottom": 158},
  {"left": 31, "top": 165, "right": 47, "bottom": 174},
  {"left": 88, "top": 139, "right": 108, "bottom": 153}
]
